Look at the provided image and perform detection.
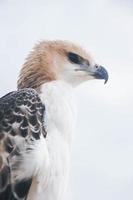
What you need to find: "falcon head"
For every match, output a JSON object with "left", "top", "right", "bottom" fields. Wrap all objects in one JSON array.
[{"left": 18, "top": 40, "right": 108, "bottom": 89}]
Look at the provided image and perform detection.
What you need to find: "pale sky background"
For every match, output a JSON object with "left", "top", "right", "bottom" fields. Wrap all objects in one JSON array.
[{"left": 0, "top": 0, "right": 133, "bottom": 199}]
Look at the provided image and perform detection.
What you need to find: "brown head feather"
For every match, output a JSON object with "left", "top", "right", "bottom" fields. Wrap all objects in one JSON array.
[{"left": 17, "top": 40, "right": 92, "bottom": 90}]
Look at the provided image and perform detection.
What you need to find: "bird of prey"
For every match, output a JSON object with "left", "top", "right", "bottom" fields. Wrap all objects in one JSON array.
[{"left": 0, "top": 40, "right": 108, "bottom": 200}]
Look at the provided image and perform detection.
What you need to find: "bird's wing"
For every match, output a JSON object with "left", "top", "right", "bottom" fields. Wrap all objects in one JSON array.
[{"left": 0, "top": 88, "right": 47, "bottom": 200}]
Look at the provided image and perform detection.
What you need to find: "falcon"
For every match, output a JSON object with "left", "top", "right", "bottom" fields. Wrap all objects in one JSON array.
[{"left": 0, "top": 40, "right": 108, "bottom": 200}]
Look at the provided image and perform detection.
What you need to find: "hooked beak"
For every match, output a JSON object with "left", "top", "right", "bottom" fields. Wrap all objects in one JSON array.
[{"left": 94, "top": 65, "right": 109, "bottom": 84}]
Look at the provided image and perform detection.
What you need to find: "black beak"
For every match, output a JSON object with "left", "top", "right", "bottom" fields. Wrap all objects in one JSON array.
[{"left": 94, "top": 65, "right": 109, "bottom": 84}]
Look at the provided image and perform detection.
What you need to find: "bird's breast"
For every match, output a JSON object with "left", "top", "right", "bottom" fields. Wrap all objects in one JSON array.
[
  {"left": 36, "top": 81, "right": 76, "bottom": 199},
  {"left": 40, "top": 81, "right": 77, "bottom": 143}
]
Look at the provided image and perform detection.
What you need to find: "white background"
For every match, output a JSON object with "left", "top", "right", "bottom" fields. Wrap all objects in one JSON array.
[{"left": 0, "top": 0, "right": 133, "bottom": 199}]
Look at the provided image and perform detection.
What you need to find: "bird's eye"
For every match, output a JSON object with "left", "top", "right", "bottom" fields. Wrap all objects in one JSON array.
[{"left": 67, "top": 52, "right": 81, "bottom": 64}]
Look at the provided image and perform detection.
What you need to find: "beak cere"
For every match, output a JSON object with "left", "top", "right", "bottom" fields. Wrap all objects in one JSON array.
[{"left": 94, "top": 65, "right": 109, "bottom": 84}]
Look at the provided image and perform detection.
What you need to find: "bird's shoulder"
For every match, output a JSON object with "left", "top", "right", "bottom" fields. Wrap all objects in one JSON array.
[{"left": 0, "top": 88, "right": 47, "bottom": 200}]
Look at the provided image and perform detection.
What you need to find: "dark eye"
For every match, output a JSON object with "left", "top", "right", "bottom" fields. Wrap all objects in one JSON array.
[{"left": 67, "top": 52, "right": 81, "bottom": 64}]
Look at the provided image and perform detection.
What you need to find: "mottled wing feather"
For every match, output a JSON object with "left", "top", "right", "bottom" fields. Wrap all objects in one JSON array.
[{"left": 0, "top": 88, "right": 46, "bottom": 200}]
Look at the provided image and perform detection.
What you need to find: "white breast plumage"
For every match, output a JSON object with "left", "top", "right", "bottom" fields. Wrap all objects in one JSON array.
[{"left": 27, "top": 80, "right": 76, "bottom": 200}]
